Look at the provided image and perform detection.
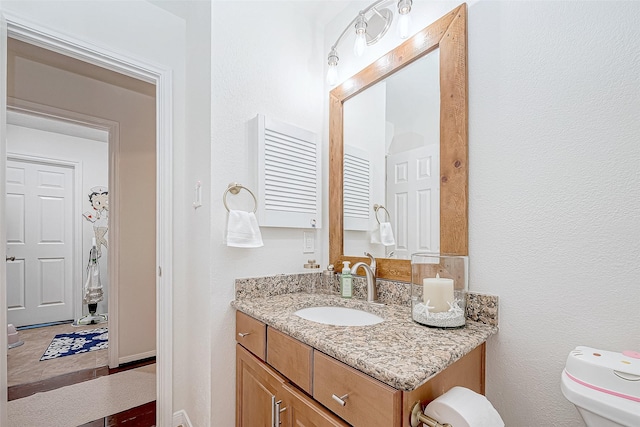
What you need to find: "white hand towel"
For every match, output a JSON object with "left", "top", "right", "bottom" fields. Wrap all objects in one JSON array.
[
  {"left": 370, "top": 226, "right": 382, "bottom": 244},
  {"left": 226, "top": 210, "right": 264, "bottom": 248},
  {"left": 379, "top": 222, "right": 395, "bottom": 246}
]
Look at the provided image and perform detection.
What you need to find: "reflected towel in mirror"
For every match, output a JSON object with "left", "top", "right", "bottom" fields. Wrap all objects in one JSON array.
[
  {"left": 371, "top": 222, "right": 395, "bottom": 246},
  {"left": 226, "top": 210, "right": 264, "bottom": 248}
]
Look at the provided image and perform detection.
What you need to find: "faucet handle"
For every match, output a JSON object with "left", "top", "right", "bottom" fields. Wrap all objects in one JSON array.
[{"left": 363, "top": 252, "right": 376, "bottom": 275}]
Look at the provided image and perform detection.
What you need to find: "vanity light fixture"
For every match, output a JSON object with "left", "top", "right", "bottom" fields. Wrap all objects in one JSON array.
[{"left": 326, "top": 0, "right": 414, "bottom": 84}]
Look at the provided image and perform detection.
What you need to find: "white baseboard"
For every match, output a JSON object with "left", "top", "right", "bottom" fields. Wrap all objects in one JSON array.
[
  {"left": 118, "top": 350, "right": 156, "bottom": 365},
  {"left": 173, "top": 409, "right": 193, "bottom": 427}
]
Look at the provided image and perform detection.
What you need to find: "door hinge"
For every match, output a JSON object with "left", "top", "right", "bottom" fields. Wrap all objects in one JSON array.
[{"left": 158, "top": 266, "right": 162, "bottom": 277}]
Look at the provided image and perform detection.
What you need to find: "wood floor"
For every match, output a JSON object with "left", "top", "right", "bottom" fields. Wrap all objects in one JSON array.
[
  {"left": 79, "top": 401, "right": 156, "bottom": 427},
  {"left": 7, "top": 322, "right": 157, "bottom": 426}
]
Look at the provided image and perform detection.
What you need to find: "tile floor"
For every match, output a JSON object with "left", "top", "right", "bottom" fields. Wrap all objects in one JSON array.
[{"left": 7, "top": 321, "right": 109, "bottom": 388}]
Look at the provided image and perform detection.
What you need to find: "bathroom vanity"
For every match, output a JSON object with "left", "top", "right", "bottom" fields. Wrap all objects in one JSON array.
[
  {"left": 234, "top": 5, "right": 490, "bottom": 425},
  {"left": 233, "top": 291, "right": 497, "bottom": 427}
]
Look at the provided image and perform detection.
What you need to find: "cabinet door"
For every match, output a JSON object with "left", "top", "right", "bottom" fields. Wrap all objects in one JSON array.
[
  {"left": 282, "top": 384, "right": 348, "bottom": 427},
  {"left": 237, "top": 344, "right": 286, "bottom": 427}
]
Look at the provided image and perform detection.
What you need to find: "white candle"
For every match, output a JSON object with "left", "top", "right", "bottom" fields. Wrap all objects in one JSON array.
[{"left": 422, "top": 274, "right": 454, "bottom": 312}]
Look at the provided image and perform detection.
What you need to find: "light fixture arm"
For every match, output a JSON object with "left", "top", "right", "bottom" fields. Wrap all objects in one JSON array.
[
  {"left": 371, "top": 7, "right": 386, "bottom": 20},
  {"left": 328, "top": 0, "right": 392, "bottom": 55},
  {"left": 326, "top": 0, "right": 413, "bottom": 84}
]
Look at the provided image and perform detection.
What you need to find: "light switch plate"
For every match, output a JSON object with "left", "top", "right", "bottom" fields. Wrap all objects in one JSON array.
[{"left": 303, "top": 231, "right": 315, "bottom": 253}]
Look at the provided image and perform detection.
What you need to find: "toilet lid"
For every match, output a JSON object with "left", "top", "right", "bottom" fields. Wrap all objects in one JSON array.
[{"left": 565, "top": 346, "right": 640, "bottom": 402}]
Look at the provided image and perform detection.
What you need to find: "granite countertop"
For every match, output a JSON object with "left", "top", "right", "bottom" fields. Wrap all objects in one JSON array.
[{"left": 232, "top": 292, "right": 498, "bottom": 392}]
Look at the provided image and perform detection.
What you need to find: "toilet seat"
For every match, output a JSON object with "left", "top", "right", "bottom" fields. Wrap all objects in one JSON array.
[{"left": 561, "top": 369, "right": 640, "bottom": 426}]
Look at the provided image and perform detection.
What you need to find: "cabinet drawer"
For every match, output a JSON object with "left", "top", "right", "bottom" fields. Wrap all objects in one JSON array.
[
  {"left": 282, "top": 383, "right": 349, "bottom": 427},
  {"left": 236, "top": 311, "right": 266, "bottom": 360},
  {"left": 267, "top": 327, "right": 313, "bottom": 394},
  {"left": 313, "top": 351, "right": 402, "bottom": 427}
]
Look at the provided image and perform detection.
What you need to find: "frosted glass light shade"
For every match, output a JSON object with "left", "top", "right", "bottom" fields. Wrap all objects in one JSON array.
[
  {"left": 354, "top": 32, "right": 366, "bottom": 57},
  {"left": 327, "top": 64, "right": 338, "bottom": 85},
  {"left": 397, "top": 13, "right": 411, "bottom": 39}
]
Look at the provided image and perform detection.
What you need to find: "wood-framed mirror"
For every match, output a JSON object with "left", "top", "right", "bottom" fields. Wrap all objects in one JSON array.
[{"left": 329, "top": 4, "right": 468, "bottom": 282}]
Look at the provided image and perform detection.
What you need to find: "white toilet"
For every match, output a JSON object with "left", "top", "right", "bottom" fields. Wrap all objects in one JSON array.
[{"left": 561, "top": 346, "right": 640, "bottom": 427}]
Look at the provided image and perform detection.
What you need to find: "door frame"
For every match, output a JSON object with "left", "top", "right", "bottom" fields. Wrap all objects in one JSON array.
[
  {"left": 6, "top": 151, "right": 82, "bottom": 326},
  {"left": 0, "top": 13, "right": 174, "bottom": 427}
]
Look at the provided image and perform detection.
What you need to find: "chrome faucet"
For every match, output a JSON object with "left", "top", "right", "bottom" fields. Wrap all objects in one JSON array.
[{"left": 351, "top": 252, "right": 378, "bottom": 303}]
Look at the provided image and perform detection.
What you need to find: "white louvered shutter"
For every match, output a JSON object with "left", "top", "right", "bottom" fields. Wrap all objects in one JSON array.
[
  {"left": 343, "top": 145, "right": 371, "bottom": 231},
  {"left": 251, "top": 115, "right": 321, "bottom": 228}
]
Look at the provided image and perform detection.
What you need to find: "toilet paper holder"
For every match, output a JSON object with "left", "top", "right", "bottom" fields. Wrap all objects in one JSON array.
[{"left": 410, "top": 401, "right": 452, "bottom": 427}]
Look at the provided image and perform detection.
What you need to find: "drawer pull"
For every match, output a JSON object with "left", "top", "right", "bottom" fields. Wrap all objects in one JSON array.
[
  {"left": 238, "top": 332, "right": 251, "bottom": 338},
  {"left": 275, "top": 400, "right": 287, "bottom": 425},
  {"left": 331, "top": 393, "right": 349, "bottom": 406}
]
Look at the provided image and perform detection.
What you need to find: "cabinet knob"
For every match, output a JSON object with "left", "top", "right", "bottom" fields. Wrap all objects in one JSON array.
[
  {"left": 331, "top": 393, "right": 349, "bottom": 406},
  {"left": 238, "top": 332, "right": 251, "bottom": 338}
]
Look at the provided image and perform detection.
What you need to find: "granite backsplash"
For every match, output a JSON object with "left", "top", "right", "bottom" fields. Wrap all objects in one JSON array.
[{"left": 235, "top": 271, "right": 498, "bottom": 327}]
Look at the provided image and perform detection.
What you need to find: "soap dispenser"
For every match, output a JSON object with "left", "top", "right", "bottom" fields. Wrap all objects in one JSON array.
[{"left": 340, "top": 261, "right": 352, "bottom": 298}]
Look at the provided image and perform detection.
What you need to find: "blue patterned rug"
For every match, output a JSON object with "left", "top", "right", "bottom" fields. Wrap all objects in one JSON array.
[{"left": 40, "top": 327, "right": 108, "bottom": 361}]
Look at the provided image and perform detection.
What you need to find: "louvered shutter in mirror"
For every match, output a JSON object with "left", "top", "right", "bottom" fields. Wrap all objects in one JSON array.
[{"left": 343, "top": 145, "right": 371, "bottom": 231}]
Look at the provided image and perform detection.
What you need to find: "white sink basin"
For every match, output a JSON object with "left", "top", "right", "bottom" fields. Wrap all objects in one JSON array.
[{"left": 294, "top": 306, "right": 383, "bottom": 326}]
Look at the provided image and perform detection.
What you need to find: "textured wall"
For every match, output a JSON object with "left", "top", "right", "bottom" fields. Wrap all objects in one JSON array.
[
  {"left": 469, "top": 2, "right": 640, "bottom": 425},
  {"left": 210, "top": 2, "right": 326, "bottom": 425}
]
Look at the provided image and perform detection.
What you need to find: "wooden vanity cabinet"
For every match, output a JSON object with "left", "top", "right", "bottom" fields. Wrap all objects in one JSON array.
[
  {"left": 236, "top": 312, "right": 346, "bottom": 427},
  {"left": 236, "top": 311, "right": 485, "bottom": 427},
  {"left": 237, "top": 345, "right": 348, "bottom": 427}
]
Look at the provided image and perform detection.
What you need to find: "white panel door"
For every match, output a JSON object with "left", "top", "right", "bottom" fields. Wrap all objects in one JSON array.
[
  {"left": 386, "top": 145, "right": 440, "bottom": 259},
  {"left": 6, "top": 158, "right": 74, "bottom": 326}
]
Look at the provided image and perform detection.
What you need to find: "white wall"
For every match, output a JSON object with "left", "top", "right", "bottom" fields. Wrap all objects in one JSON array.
[
  {"left": 167, "top": 1, "right": 212, "bottom": 426},
  {"left": 470, "top": 2, "right": 640, "bottom": 425},
  {"left": 327, "top": 1, "right": 640, "bottom": 426},
  {"left": 210, "top": 1, "right": 327, "bottom": 425}
]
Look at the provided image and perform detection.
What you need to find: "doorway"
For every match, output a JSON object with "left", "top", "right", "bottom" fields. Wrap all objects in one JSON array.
[
  {"left": 1, "top": 14, "right": 174, "bottom": 426},
  {"left": 5, "top": 109, "right": 112, "bottom": 393}
]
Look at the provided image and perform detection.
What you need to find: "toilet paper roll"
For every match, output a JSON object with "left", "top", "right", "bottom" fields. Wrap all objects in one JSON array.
[{"left": 424, "top": 386, "right": 504, "bottom": 427}]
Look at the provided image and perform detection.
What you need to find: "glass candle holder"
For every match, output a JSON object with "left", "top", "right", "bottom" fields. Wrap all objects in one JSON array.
[{"left": 411, "top": 253, "right": 468, "bottom": 328}]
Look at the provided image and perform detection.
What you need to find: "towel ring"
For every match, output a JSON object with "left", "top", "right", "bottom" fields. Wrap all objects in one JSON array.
[
  {"left": 223, "top": 182, "right": 257, "bottom": 213},
  {"left": 373, "top": 204, "right": 391, "bottom": 224}
]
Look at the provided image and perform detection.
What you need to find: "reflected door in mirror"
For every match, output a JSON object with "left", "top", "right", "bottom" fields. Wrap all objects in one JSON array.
[{"left": 342, "top": 50, "right": 440, "bottom": 259}]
